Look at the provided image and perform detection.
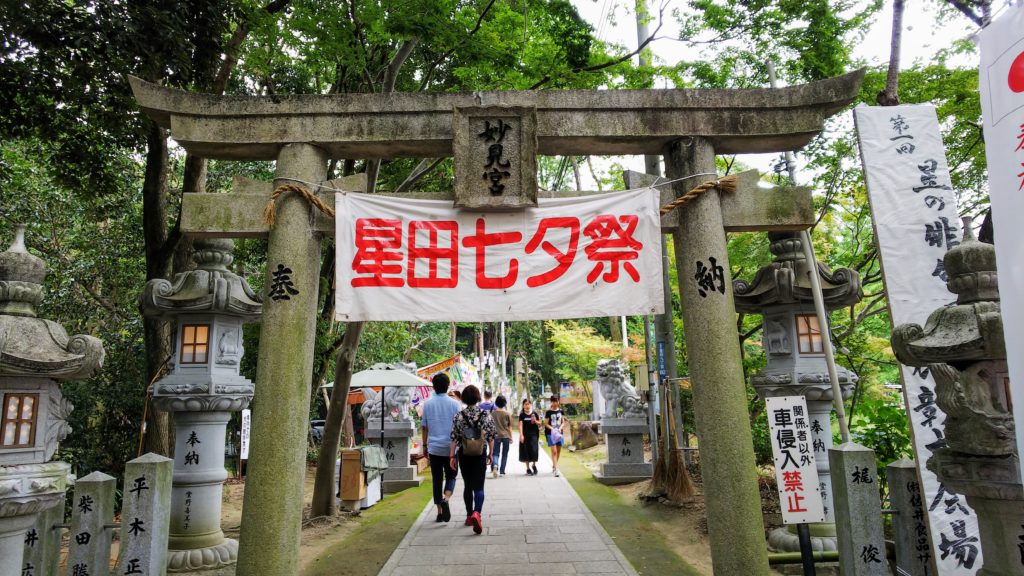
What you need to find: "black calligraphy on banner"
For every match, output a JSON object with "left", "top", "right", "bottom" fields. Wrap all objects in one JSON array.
[
  {"left": 938, "top": 519, "right": 979, "bottom": 569},
  {"left": 913, "top": 159, "right": 953, "bottom": 194},
  {"left": 269, "top": 264, "right": 299, "bottom": 301}
]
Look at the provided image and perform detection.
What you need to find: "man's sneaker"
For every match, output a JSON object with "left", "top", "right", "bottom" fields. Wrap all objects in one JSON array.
[
  {"left": 470, "top": 511, "right": 483, "bottom": 535},
  {"left": 492, "top": 468, "right": 498, "bottom": 479},
  {"left": 440, "top": 499, "right": 451, "bottom": 522},
  {"left": 500, "top": 472, "right": 506, "bottom": 476}
]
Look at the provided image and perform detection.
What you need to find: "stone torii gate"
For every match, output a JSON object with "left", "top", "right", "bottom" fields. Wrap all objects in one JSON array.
[{"left": 130, "top": 71, "right": 863, "bottom": 576}]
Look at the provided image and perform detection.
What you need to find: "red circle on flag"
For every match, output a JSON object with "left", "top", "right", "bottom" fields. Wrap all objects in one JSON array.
[{"left": 1010, "top": 51, "right": 1024, "bottom": 93}]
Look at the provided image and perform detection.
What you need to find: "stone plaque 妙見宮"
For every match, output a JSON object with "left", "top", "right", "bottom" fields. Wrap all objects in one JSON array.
[{"left": 453, "top": 106, "right": 537, "bottom": 209}]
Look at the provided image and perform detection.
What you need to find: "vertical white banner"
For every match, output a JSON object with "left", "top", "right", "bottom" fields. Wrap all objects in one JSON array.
[
  {"left": 855, "top": 104, "right": 981, "bottom": 574},
  {"left": 978, "top": 2, "right": 1024, "bottom": 493},
  {"left": 240, "top": 409, "right": 251, "bottom": 460},
  {"left": 765, "top": 396, "right": 826, "bottom": 525}
]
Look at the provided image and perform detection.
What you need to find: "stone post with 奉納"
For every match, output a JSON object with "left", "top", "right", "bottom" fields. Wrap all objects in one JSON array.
[
  {"left": 0, "top": 225, "right": 104, "bottom": 576},
  {"left": 360, "top": 363, "right": 423, "bottom": 493},
  {"left": 892, "top": 223, "right": 1021, "bottom": 576},
  {"left": 141, "top": 237, "right": 262, "bottom": 575}
]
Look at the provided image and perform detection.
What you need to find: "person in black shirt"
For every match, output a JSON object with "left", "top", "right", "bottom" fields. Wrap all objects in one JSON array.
[
  {"left": 545, "top": 395, "right": 567, "bottom": 477},
  {"left": 518, "top": 398, "right": 541, "bottom": 475}
]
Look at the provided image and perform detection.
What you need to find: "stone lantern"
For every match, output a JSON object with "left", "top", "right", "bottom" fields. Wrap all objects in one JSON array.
[
  {"left": 892, "top": 223, "right": 1019, "bottom": 575},
  {"left": 140, "top": 239, "right": 261, "bottom": 575},
  {"left": 733, "top": 231, "right": 862, "bottom": 552},
  {"left": 0, "top": 225, "right": 104, "bottom": 576}
]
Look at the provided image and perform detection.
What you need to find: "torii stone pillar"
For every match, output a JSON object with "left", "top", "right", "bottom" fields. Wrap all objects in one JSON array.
[
  {"left": 665, "top": 138, "right": 770, "bottom": 575},
  {"left": 236, "top": 144, "right": 328, "bottom": 576}
]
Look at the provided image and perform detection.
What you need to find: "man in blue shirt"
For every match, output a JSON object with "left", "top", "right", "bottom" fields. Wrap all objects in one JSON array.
[{"left": 420, "top": 372, "right": 462, "bottom": 522}]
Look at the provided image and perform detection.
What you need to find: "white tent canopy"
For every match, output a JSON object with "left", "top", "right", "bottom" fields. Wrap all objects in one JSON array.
[{"left": 323, "top": 368, "right": 428, "bottom": 389}]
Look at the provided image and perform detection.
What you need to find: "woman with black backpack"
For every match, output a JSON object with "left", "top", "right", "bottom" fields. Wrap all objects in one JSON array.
[{"left": 449, "top": 384, "right": 497, "bottom": 534}]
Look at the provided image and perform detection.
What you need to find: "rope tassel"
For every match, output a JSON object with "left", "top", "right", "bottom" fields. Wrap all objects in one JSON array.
[
  {"left": 659, "top": 174, "right": 738, "bottom": 216},
  {"left": 262, "top": 182, "right": 336, "bottom": 227}
]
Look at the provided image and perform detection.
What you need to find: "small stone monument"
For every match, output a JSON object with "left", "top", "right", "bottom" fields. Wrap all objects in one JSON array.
[
  {"left": 733, "top": 231, "right": 862, "bottom": 553},
  {"left": 0, "top": 225, "right": 104, "bottom": 576},
  {"left": 593, "top": 359, "right": 652, "bottom": 485},
  {"left": 140, "top": 238, "right": 261, "bottom": 575},
  {"left": 361, "top": 363, "right": 422, "bottom": 493},
  {"left": 892, "top": 222, "right": 1018, "bottom": 575}
]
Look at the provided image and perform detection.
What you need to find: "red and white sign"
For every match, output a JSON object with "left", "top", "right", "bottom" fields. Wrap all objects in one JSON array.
[
  {"left": 856, "top": 104, "right": 980, "bottom": 574},
  {"left": 335, "top": 189, "right": 664, "bottom": 321},
  {"left": 979, "top": 2, "right": 1024, "bottom": 493},
  {"left": 765, "top": 395, "right": 826, "bottom": 525}
]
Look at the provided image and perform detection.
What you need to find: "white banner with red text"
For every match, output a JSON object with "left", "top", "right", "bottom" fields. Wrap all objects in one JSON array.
[
  {"left": 765, "top": 395, "right": 826, "bottom": 525},
  {"left": 978, "top": 2, "right": 1024, "bottom": 495},
  {"left": 335, "top": 188, "right": 664, "bottom": 322},
  {"left": 855, "top": 104, "right": 980, "bottom": 575}
]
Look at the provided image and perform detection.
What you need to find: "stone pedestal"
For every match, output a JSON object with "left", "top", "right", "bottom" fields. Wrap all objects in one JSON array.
[
  {"left": 929, "top": 449, "right": 1023, "bottom": 576},
  {"left": 0, "top": 462, "right": 70, "bottom": 576},
  {"left": 829, "top": 442, "right": 887, "bottom": 576},
  {"left": 163, "top": 411, "right": 238, "bottom": 574},
  {"left": 593, "top": 418, "right": 652, "bottom": 485},
  {"left": 367, "top": 420, "right": 422, "bottom": 493}
]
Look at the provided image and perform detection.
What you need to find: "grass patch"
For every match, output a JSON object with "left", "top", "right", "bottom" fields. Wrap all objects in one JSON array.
[
  {"left": 557, "top": 448, "right": 703, "bottom": 576},
  {"left": 302, "top": 480, "right": 432, "bottom": 576}
]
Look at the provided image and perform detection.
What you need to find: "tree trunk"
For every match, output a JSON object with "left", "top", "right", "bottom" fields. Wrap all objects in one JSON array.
[
  {"left": 142, "top": 122, "right": 173, "bottom": 456},
  {"left": 311, "top": 321, "right": 365, "bottom": 517},
  {"left": 876, "top": 0, "right": 905, "bottom": 106}
]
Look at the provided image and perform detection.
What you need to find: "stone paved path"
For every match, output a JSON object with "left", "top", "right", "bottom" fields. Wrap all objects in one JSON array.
[{"left": 378, "top": 436, "right": 637, "bottom": 576}]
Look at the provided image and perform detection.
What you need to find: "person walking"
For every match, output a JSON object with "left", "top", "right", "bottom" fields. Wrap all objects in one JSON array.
[
  {"left": 420, "top": 373, "right": 461, "bottom": 522},
  {"left": 490, "top": 395, "right": 513, "bottom": 478},
  {"left": 518, "top": 398, "right": 541, "bottom": 476},
  {"left": 545, "top": 395, "right": 567, "bottom": 477},
  {"left": 449, "top": 384, "right": 496, "bottom": 534},
  {"left": 479, "top": 389, "right": 496, "bottom": 412}
]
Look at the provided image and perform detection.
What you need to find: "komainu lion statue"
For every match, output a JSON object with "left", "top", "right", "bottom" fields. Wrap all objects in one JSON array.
[
  {"left": 597, "top": 359, "right": 648, "bottom": 419},
  {"left": 359, "top": 362, "right": 416, "bottom": 422}
]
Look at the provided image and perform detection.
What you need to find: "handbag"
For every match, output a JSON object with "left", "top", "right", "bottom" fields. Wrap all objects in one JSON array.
[{"left": 461, "top": 411, "right": 486, "bottom": 456}]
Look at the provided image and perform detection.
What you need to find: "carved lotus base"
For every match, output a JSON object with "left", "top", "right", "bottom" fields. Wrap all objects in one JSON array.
[
  {"left": 0, "top": 461, "right": 70, "bottom": 518},
  {"left": 167, "top": 538, "right": 238, "bottom": 573}
]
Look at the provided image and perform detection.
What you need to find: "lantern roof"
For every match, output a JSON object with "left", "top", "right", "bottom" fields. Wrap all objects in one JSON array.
[
  {"left": 733, "top": 232, "right": 862, "bottom": 313},
  {"left": 140, "top": 238, "right": 262, "bottom": 321},
  {"left": 0, "top": 225, "right": 105, "bottom": 379}
]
